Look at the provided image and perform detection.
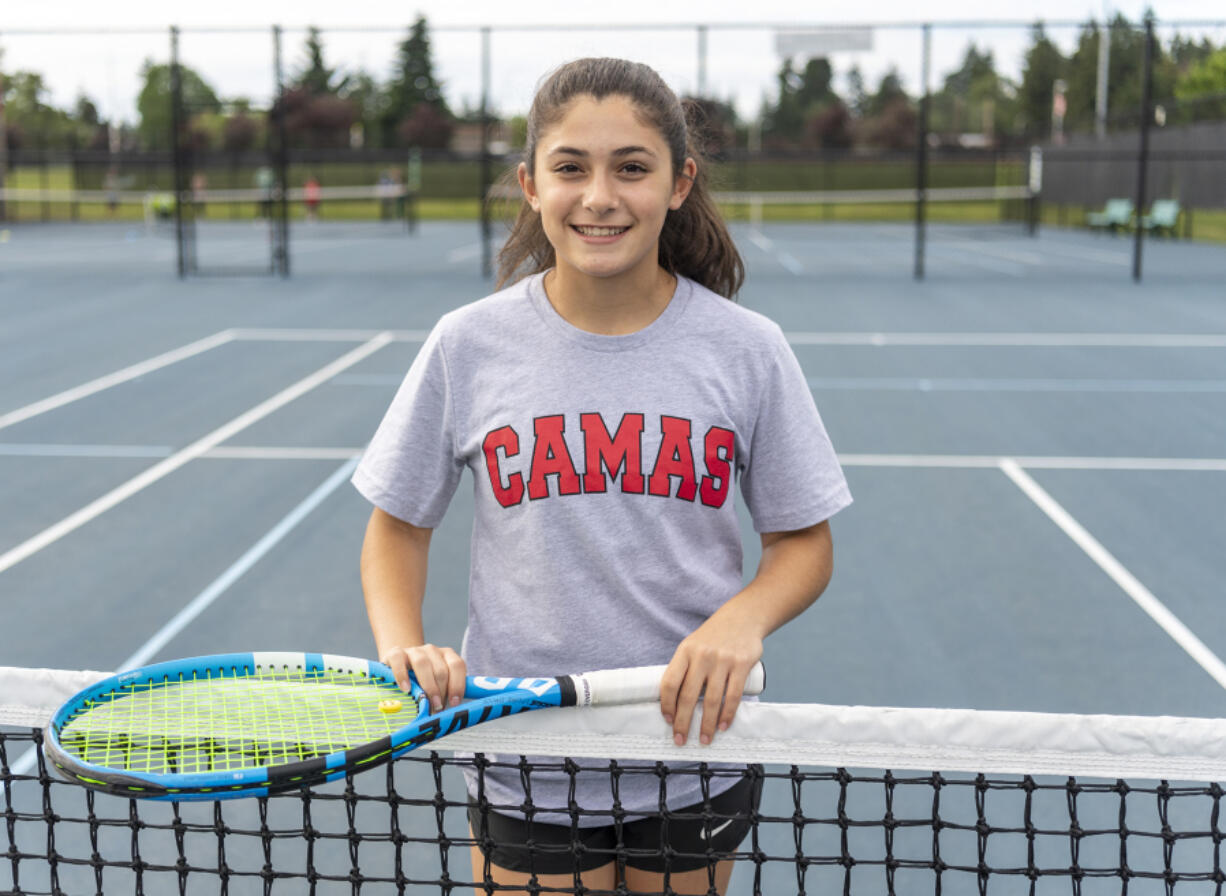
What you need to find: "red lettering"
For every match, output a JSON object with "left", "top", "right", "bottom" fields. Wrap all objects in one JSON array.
[
  {"left": 580, "top": 413, "right": 645, "bottom": 494},
  {"left": 648, "top": 416, "right": 697, "bottom": 501},
  {"left": 527, "top": 415, "right": 581, "bottom": 500},
  {"left": 482, "top": 426, "right": 524, "bottom": 508},
  {"left": 700, "top": 427, "right": 735, "bottom": 508}
]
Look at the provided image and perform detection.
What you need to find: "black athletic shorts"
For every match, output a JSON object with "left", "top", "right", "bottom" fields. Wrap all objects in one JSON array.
[{"left": 468, "top": 771, "right": 762, "bottom": 874}]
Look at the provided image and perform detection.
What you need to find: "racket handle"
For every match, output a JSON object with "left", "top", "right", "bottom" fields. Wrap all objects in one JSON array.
[{"left": 566, "top": 662, "right": 765, "bottom": 707}]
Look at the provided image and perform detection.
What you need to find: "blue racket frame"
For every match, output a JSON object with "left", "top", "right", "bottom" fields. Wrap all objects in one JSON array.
[{"left": 43, "top": 652, "right": 572, "bottom": 801}]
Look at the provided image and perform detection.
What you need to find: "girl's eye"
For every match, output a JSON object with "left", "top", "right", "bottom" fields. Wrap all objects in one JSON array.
[
  {"left": 621, "top": 163, "right": 649, "bottom": 175},
  {"left": 554, "top": 163, "right": 582, "bottom": 175}
]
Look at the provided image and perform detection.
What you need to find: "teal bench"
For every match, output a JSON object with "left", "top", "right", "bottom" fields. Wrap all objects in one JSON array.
[
  {"left": 1140, "top": 199, "right": 1181, "bottom": 238},
  {"left": 1087, "top": 198, "right": 1135, "bottom": 233}
]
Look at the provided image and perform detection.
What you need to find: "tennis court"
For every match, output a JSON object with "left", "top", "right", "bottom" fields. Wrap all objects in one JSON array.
[{"left": 2, "top": 217, "right": 1226, "bottom": 893}]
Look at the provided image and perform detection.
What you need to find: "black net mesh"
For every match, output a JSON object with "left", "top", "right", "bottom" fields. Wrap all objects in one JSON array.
[{"left": 4, "top": 724, "right": 1225, "bottom": 896}]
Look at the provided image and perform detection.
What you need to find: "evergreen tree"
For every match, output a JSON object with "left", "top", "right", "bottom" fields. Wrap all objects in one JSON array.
[
  {"left": 293, "top": 27, "right": 348, "bottom": 96},
  {"left": 1018, "top": 24, "right": 1067, "bottom": 139},
  {"left": 1065, "top": 14, "right": 1172, "bottom": 134},
  {"left": 384, "top": 16, "right": 451, "bottom": 147},
  {"left": 763, "top": 57, "right": 840, "bottom": 146}
]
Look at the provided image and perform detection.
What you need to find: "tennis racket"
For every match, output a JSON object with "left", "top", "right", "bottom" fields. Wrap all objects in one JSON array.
[{"left": 44, "top": 651, "right": 765, "bottom": 801}]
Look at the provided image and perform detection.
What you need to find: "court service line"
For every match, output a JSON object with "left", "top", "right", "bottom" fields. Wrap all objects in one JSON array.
[
  {"left": 117, "top": 455, "right": 362, "bottom": 672},
  {"left": 998, "top": 458, "right": 1226, "bottom": 692},
  {"left": 229, "top": 327, "right": 429, "bottom": 343},
  {"left": 808, "top": 376, "right": 1226, "bottom": 393},
  {"left": 0, "top": 330, "right": 235, "bottom": 432},
  {"left": 841, "top": 453, "right": 1226, "bottom": 471},
  {"left": 786, "top": 332, "right": 1226, "bottom": 347},
  {"left": 0, "top": 334, "right": 393, "bottom": 577}
]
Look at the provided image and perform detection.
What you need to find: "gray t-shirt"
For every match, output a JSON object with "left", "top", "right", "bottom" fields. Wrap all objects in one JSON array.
[{"left": 353, "top": 272, "right": 851, "bottom": 822}]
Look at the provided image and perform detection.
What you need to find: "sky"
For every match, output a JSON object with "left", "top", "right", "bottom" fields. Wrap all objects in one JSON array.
[{"left": 3, "top": 0, "right": 1224, "bottom": 125}]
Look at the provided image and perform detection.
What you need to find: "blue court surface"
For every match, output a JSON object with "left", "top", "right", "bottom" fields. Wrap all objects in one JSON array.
[{"left": 2, "top": 218, "right": 1225, "bottom": 725}]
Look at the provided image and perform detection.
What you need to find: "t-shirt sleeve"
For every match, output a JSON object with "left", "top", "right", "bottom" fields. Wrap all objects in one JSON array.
[
  {"left": 740, "top": 326, "right": 852, "bottom": 533},
  {"left": 351, "top": 324, "right": 464, "bottom": 527}
]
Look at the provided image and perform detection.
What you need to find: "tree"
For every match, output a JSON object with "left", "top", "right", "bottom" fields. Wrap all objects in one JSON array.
[
  {"left": 279, "top": 87, "right": 357, "bottom": 149},
  {"left": 855, "top": 71, "right": 915, "bottom": 150},
  {"left": 844, "top": 65, "right": 868, "bottom": 117},
  {"left": 293, "top": 27, "right": 348, "bottom": 96},
  {"left": 1018, "top": 24, "right": 1067, "bottom": 140},
  {"left": 1175, "top": 47, "right": 1226, "bottom": 120},
  {"left": 340, "top": 70, "right": 385, "bottom": 149},
  {"left": 136, "top": 60, "right": 221, "bottom": 151},
  {"left": 384, "top": 16, "right": 451, "bottom": 146},
  {"left": 863, "top": 69, "right": 908, "bottom": 119},
  {"left": 1064, "top": 14, "right": 1174, "bottom": 135},
  {"left": 929, "top": 44, "right": 1019, "bottom": 143},
  {"left": 398, "top": 102, "right": 452, "bottom": 149},
  {"left": 762, "top": 57, "right": 840, "bottom": 146},
  {"left": 1, "top": 70, "right": 91, "bottom": 149}
]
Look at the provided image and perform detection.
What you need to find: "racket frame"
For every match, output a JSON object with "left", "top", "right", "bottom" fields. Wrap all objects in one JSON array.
[{"left": 44, "top": 652, "right": 764, "bottom": 801}]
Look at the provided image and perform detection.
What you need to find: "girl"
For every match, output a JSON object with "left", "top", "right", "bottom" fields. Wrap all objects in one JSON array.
[{"left": 354, "top": 58, "right": 851, "bottom": 896}]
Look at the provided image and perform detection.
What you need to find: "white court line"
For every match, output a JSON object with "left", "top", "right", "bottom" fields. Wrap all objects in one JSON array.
[
  {"left": 999, "top": 459, "right": 1226, "bottom": 692},
  {"left": 229, "top": 327, "right": 429, "bottom": 343},
  {"left": 808, "top": 376, "right": 1226, "bottom": 393},
  {"left": 0, "top": 443, "right": 362, "bottom": 461},
  {"left": 0, "top": 334, "right": 393, "bottom": 577},
  {"left": 840, "top": 454, "right": 1226, "bottom": 471},
  {"left": 747, "top": 230, "right": 804, "bottom": 275},
  {"left": 116, "top": 455, "right": 362, "bottom": 671},
  {"left": 202, "top": 446, "right": 361, "bottom": 461},
  {"left": 0, "top": 443, "right": 172, "bottom": 458},
  {"left": 8, "top": 455, "right": 361, "bottom": 777},
  {"left": 786, "top": 332, "right": 1226, "bottom": 347},
  {"left": 0, "top": 330, "right": 235, "bottom": 432}
]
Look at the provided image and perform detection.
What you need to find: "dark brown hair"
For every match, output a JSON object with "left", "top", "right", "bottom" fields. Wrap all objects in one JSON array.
[{"left": 494, "top": 58, "right": 744, "bottom": 299}]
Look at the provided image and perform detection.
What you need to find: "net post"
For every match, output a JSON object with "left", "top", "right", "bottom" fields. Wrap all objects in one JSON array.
[
  {"left": 1132, "top": 15, "right": 1154, "bottom": 284},
  {"left": 913, "top": 23, "right": 931, "bottom": 281},
  {"left": 1028, "top": 145, "right": 1043, "bottom": 237}
]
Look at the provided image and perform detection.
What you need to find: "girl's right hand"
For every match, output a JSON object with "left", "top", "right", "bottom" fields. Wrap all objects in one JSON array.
[{"left": 380, "top": 644, "right": 467, "bottom": 713}]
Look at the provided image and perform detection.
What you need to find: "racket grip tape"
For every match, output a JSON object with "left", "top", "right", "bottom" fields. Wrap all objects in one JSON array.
[{"left": 563, "top": 662, "right": 765, "bottom": 707}]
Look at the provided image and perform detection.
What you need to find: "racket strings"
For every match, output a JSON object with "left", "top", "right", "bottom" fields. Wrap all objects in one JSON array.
[{"left": 58, "top": 665, "right": 416, "bottom": 775}]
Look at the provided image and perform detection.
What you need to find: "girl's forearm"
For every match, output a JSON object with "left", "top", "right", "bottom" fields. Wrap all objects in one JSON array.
[{"left": 360, "top": 508, "right": 433, "bottom": 659}]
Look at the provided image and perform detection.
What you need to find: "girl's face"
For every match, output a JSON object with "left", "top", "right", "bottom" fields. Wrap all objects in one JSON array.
[{"left": 518, "top": 94, "right": 696, "bottom": 287}]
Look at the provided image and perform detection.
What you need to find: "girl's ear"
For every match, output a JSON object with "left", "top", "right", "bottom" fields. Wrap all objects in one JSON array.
[
  {"left": 669, "top": 158, "right": 698, "bottom": 211},
  {"left": 518, "top": 162, "right": 541, "bottom": 212}
]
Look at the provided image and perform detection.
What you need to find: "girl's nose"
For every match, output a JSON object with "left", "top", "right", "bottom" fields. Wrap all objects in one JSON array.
[{"left": 582, "top": 172, "right": 618, "bottom": 213}]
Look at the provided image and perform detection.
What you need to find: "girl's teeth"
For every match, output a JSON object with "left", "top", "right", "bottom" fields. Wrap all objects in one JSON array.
[{"left": 577, "top": 226, "right": 625, "bottom": 236}]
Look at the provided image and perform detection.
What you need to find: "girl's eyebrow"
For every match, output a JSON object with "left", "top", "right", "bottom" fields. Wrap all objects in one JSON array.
[{"left": 546, "top": 145, "right": 658, "bottom": 158}]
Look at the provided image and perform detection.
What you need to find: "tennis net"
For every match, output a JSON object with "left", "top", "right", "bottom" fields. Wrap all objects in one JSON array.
[
  {"left": 3, "top": 665, "right": 1225, "bottom": 895},
  {"left": 0, "top": 184, "right": 416, "bottom": 228}
]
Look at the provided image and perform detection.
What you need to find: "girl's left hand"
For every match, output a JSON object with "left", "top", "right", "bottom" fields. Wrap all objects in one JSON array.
[{"left": 659, "top": 614, "right": 763, "bottom": 747}]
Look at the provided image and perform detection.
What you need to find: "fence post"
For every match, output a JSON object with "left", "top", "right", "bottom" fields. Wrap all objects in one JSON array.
[
  {"left": 914, "top": 23, "right": 931, "bottom": 281},
  {"left": 1132, "top": 16, "right": 1154, "bottom": 283}
]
